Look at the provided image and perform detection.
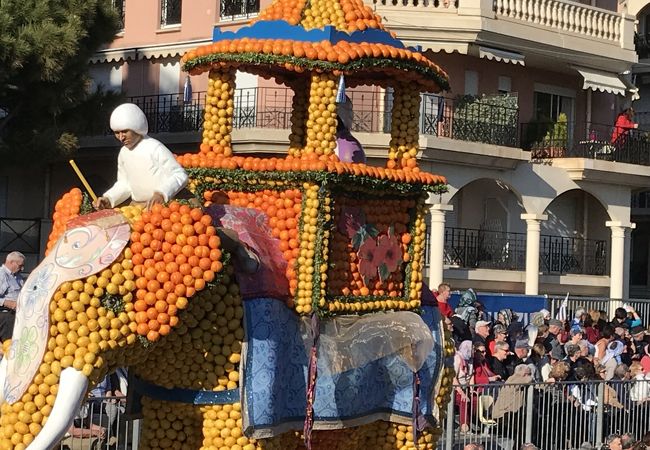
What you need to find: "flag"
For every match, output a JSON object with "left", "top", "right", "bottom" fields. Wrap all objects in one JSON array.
[
  {"left": 556, "top": 293, "right": 569, "bottom": 321},
  {"left": 336, "top": 75, "right": 346, "bottom": 104},
  {"left": 183, "top": 76, "right": 193, "bottom": 104}
]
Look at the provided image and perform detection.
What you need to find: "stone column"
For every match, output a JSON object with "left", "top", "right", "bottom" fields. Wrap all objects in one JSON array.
[
  {"left": 521, "top": 213, "right": 548, "bottom": 295},
  {"left": 606, "top": 221, "right": 635, "bottom": 300},
  {"left": 427, "top": 204, "right": 454, "bottom": 289}
]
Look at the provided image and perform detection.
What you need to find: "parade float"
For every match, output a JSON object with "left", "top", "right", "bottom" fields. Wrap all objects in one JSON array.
[{"left": 0, "top": 0, "right": 456, "bottom": 447}]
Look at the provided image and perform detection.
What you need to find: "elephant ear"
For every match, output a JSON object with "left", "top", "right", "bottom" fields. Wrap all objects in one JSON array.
[{"left": 4, "top": 210, "right": 130, "bottom": 404}]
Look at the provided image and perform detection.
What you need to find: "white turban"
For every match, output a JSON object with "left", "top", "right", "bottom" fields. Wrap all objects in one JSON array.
[{"left": 110, "top": 103, "right": 148, "bottom": 136}]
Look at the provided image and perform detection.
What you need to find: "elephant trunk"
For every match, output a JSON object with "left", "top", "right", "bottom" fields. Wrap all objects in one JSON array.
[{"left": 26, "top": 368, "right": 88, "bottom": 450}]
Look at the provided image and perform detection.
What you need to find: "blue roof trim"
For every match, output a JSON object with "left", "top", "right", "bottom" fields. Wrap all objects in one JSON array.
[{"left": 212, "top": 20, "right": 411, "bottom": 50}]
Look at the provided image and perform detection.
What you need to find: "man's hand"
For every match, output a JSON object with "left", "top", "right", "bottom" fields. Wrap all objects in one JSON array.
[
  {"left": 93, "top": 196, "right": 111, "bottom": 210},
  {"left": 146, "top": 192, "right": 165, "bottom": 210},
  {"left": 3, "top": 300, "right": 16, "bottom": 310}
]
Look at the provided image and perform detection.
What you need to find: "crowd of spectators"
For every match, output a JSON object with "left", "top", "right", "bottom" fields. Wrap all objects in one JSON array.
[{"left": 434, "top": 283, "right": 650, "bottom": 449}]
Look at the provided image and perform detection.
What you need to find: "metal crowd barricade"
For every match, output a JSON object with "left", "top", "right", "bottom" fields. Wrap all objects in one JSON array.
[
  {"left": 439, "top": 379, "right": 650, "bottom": 450},
  {"left": 57, "top": 397, "right": 140, "bottom": 450},
  {"left": 547, "top": 295, "right": 650, "bottom": 322}
]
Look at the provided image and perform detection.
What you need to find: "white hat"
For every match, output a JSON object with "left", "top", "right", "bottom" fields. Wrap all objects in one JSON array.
[{"left": 110, "top": 103, "right": 148, "bottom": 136}]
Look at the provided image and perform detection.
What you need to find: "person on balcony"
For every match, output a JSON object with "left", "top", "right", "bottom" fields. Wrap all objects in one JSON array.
[
  {"left": 93, "top": 103, "right": 188, "bottom": 210},
  {"left": 610, "top": 106, "right": 638, "bottom": 148}
]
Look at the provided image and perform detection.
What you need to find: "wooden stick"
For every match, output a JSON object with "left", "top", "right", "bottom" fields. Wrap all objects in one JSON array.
[{"left": 68, "top": 160, "right": 98, "bottom": 202}]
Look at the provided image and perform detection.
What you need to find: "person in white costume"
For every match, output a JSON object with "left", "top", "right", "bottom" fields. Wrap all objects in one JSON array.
[{"left": 93, "top": 103, "right": 188, "bottom": 210}]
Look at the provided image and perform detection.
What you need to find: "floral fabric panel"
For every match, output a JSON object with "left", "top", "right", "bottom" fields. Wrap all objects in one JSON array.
[{"left": 241, "top": 298, "right": 444, "bottom": 438}]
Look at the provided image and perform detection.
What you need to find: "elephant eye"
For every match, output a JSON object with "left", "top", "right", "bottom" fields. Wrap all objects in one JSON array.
[{"left": 72, "top": 241, "right": 81, "bottom": 249}]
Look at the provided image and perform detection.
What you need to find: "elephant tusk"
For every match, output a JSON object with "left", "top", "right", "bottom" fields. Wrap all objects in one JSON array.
[
  {"left": 0, "top": 357, "right": 7, "bottom": 404},
  {"left": 26, "top": 367, "right": 88, "bottom": 450}
]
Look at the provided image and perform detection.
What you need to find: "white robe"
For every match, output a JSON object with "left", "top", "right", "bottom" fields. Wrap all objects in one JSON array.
[{"left": 103, "top": 137, "right": 188, "bottom": 207}]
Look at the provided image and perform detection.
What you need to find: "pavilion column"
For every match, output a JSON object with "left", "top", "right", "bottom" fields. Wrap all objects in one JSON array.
[
  {"left": 521, "top": 213, "right": 547, "bottom": 295},
  {"left": 607, "top": 221, "right": 635, "bottom": 301},
  {"left": 427, "top": 204, "right": 453, "bottom": 289}
]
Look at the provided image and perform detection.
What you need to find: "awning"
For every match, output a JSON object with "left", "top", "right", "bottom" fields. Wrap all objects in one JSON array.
[
  {"left": 89, "top": 39, "right": 212, "bottom": 64},
  {"left": 575, "top": 66, "right": 628, "bottom": 97},
  {"left": 478, "top": 46, "right": 525, "bottom": 66}
]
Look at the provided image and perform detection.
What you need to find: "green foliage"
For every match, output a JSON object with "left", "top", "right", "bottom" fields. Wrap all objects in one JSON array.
[
  {"left": 183, "top": 52, "right": 451, "bottom": 92},
  {"left": 0, "top": 0, "right": 122, "bottom": 165},
  {"left": 451, "top": 93, "right": 519, "bottom": 147},
  {"left": 542, "top": 112, "right": 568, "bottom": 146}
]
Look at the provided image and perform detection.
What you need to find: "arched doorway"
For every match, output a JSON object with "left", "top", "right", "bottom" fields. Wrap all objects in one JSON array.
[
  {"left": 444, "top": 178, "right": 525, "bottom": 270},
  {"left": 542, "top": 189, "right": 609, "bottom": 275}
]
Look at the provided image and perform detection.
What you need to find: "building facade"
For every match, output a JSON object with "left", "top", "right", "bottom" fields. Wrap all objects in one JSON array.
[{"left": 3, "top": 0, "right": 650, "bottom": 300}]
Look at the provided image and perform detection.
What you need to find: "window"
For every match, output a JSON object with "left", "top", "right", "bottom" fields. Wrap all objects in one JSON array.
[
  {"left": 533, "top": 91, "right": 574, "bottom": 123},
  {"left": 160, "top": 0, "right": 181, "bottom": 27},
  {"left": 220, "top": 0, "right": 260, "bottom": 20},
  {"left": 112, "top": 0, "right": 125, "bottom": 31},
  {"left": 464, "top": 70, "right": 478, "bottom": 96},
  {"left": 498, "top": 76, "right": 511, "bottom": 94}
]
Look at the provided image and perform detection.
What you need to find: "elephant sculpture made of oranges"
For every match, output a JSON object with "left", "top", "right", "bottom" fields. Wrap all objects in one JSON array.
[{"left": 0, "top": 187, "right": 454, "bottom": 450}]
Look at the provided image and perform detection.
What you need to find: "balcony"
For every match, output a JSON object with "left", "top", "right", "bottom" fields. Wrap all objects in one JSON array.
[
  {"left": 521, "top": 121, "right": 650, "bottom": 166},
  {"left": 442, "top": 226, "right": 608, "bottom": 275},
  {"left": 97, "top": 88, "right": 520, "bottom": 148},
  {"left": 371, "top": 0, "right": 636, "bottom": 72}
]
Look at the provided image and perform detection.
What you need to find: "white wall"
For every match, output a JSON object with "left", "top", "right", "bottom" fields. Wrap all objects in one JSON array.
[
  {"left": 88, "top": 63, "right": 123, "bottom": 92},
  {"left": 158, "top": 59, "right": 180, "bottom": 95}
]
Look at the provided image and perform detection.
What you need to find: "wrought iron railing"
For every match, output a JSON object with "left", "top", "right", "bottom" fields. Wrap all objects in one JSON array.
[
  {"left": 442, "top": 227, "right": 608, "bottom": 275},
  {"left": 522, "top": 120, "right": 650, "bottom": 166},
  {"left": 540, "top": 234, "right": 607, "bottom": 276},
  {"left": 160, "top": 0, "right": 182, "bottom": 26},
  {"left": 108, "top": 89, "right": 521, "bottom": 149},
  {"left": 443, "top": 227, "right": 527, "bottom": 271},
  {"left": 127, "top": 92, "right": 207, "bottom": 134},
  {"left": 433, "top": 94, "right": 519, "bottom": 147},
  {"left": 233, "top": 87, "right": 292, "bottom": 129},
  {"left": 220, "top": 0, "right": 260, "bottom": 19}
]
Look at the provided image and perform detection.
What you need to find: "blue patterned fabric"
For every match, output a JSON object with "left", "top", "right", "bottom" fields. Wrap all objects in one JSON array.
[{"left": 241, "top": 298, "right": 443, "bottom": 438}]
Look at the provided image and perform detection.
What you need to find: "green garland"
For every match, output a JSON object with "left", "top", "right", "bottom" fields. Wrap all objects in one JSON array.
[
  {"left": 311, "top": 183, "right": 329, "bottom": 316},
  {"left": 80, "top": 192, "right": 93, "bottom": 215},
  {"left": 183, "top": 52, "right": 450, "bottom": 91},
  {"left": 187, "top": 167, "right": 448, "bottom": 198}
]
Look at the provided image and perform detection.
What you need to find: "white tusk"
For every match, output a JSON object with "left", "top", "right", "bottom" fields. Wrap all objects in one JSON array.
[
  {"left": 0, "top": 357, "right": 7, "bottom": 404},
  {"left": 26, "top": 367, "right": 88, "bottom": 450}
]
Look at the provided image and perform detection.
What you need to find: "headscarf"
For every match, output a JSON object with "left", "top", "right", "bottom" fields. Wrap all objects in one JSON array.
[
  {"left": 458, "top": 340, "right": 474, "bottom": 362},
  {"left": 110, "top": 103, "right": 149, "bottom": 136},
  {"left": 540, "top": 309, "right": 551, "bottom": 321},
  {"left": 455, "top": 306, "right": 476, "bottom": 324},
  {"left": 530, "top": 311, "right": 545, "bottom": 328},
  {"left": 498, "top": 308, "right": 514, "bottom": 327},
  {"left": 458, "top": 288, "right": 477, "bottom": 307},
  {"left": 600, "top": 340, "right": 624, "bottom": 365}
]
